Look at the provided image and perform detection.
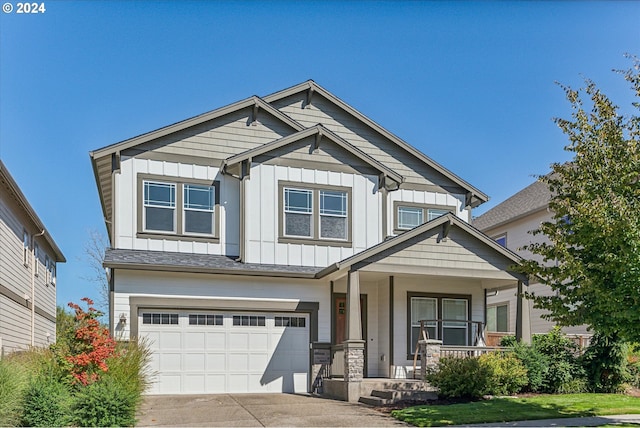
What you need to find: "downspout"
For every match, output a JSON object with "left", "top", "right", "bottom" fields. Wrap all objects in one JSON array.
[{"left": 31, "top": 229, "right": 45, "bottom": 347}]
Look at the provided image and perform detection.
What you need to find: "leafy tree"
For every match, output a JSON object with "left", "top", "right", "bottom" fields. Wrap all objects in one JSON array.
[{"left": 520, "top": 56, "right": 640, "bottom": 343}]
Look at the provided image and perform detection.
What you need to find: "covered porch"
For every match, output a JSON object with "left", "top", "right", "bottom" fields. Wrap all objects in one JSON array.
[{"left": 315, "top": 214, "right": 530, "bottom": 402}]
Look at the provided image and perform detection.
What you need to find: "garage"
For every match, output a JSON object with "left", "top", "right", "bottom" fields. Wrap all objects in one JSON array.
[{"left": 139, "top": 310, "right": 310, "bottom": 394}]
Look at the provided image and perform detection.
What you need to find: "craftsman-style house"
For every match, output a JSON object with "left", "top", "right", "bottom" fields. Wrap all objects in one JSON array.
[{"left": 90, "top": 81, "right": 528, "bottom": 401}]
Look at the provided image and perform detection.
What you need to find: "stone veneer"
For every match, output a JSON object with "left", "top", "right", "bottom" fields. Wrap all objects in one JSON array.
[{"left": 419, "top": 339, "right": 442, "bottom": 379}]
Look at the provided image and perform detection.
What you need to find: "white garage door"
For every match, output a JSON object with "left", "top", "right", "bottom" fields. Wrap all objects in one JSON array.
[{"left": 139, "top": 310, "right": 309, "bottom": 394}]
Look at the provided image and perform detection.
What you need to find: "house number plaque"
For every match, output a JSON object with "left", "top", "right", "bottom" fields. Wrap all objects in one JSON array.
[{"left": 313, "top": 349, "right": 331, "bottom": 364}]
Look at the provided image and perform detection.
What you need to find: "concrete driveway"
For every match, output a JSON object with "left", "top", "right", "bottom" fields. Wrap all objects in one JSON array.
[{"left": 136, "top": 393, "right": 409, "bottom": 427}]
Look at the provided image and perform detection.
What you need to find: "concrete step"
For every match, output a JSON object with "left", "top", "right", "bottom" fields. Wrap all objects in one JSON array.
[
  {"left": 358, "top": 395, "right": 394, "bottom": 406},
  {"left": 371, "top": 389, "right": 438, "bottom": 401}
]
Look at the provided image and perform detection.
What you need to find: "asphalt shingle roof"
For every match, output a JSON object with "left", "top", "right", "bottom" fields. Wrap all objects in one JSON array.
[
  {"left": 104, "top": 248, "right": 322, "bottom": 277},
  {"left": 473, "top": 179, "right": 551, "bottom": 232}
]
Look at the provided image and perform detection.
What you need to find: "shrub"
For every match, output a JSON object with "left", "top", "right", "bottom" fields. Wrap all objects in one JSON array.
[
  {"left": 0, "top": 358, "right": 29, "bottom": 426},
  {"left": 533, "top": 327, "right": 585, "bottom": 393},
  {"left": 70, "top": 376, "right": 138, "bottom": 427},
  {"left": 425, "top": 357, "right": 490, "bottom": 399},
  {"left": 104, "top": 337, "right": 153, "bottom": 400},
  {"left": 511, "top": 342, "right": 549, "bottom": 392},
  {"left": 479, "top": 352, "right": 528, "bottom": 396},
  {"left": 581, "top": 332, "right": 630, "bottom": 392},
  {"left": 499, "top": 335, "right": 517, "bottom": 347},
  {"left": 22, "top": 374, "right": 71, "bottom": 427}
]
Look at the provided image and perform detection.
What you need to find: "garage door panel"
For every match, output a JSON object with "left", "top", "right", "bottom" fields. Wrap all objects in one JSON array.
[{"left": 139, "top": 310, "right": 309, "bottom": 394}]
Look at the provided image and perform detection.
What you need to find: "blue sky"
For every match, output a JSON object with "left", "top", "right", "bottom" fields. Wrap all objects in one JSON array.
[{"left": 1, "top": 1, "right": 638, "bottom": 311}]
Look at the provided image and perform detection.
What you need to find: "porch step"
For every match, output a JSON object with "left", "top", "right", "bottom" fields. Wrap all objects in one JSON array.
[{"left": 358, "top": 388, "right": 438, "bottom": 406}]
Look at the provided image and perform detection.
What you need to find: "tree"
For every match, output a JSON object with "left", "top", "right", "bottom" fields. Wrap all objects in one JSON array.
[
  {"left": 81, "top": 229, "right": 109, "bottom": 313},
  {"left": 520, "top": 56, "right": 640, "bottom": 343}
]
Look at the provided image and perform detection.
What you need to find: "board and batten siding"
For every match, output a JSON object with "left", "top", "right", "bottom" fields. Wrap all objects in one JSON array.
[
  {"left": 243, "top": 163, "right": 381, "bottom": 267},
  {"left": 0, "top": 185, "right": 56, "bottom": 353},
  {"left": 112, "top": 270, "right": 330, "bottom": 342},
  {"left": 115, "top": 157, "right": 240, "bottom": 256},
  {"left": 270, "top": 94, "right": 466, "bottom": 189}
]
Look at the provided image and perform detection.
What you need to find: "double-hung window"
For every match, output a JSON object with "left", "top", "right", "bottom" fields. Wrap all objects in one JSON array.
[
  {"left": 395, "top": 203, "right": 453, "bottom": 231},
  {"left": 183, "top": 184, "right": 215, "bottom": 235},
  {"left": 284, "top": 188, "right": 313, "bottom": 237},
  {"left": 281, "top": 184, "right": 350, "bottom": 243},
  {"left": 143, "top": 181, "right": 176, "bottom": 232},
  {"left": 23, "top": 230, "right": 29, "bottom": 266},
  {"left": 319, "top": 190, "right": 347, "bottom": 240},
  {"left": 487, "top": 304, "right": 509, "bottom": 332},
  {"left": 34, "top": 243, "right": 40, "bottom": 276}
]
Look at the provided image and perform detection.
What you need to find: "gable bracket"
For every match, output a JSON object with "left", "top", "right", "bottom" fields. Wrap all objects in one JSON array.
[
  {"left": 304, "top": 87, "right": 315, "bottom": 109},
  {"left": 240, "top": 158, "right": 252, "bottom": 179},
  {"left": 311, "top": 131, "right": 322, "bottom": 153},
  {"left": 251, "top": 104, "right": 259, "bottom": 126},
  {"left": 438, "top": 218, "right": 453, "bottom": 243},
  {"left": 465, "top": 192, "right": 473, "bottom": 208}
]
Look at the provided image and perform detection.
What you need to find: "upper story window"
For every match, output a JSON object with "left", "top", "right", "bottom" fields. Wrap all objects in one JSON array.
[
  {"left": 144, "top": 181, "right": 176, "bottom": 232},
  {"left": 48, "top": 258, "right": 56, "bottom": 286},
  {"left": 279, "top": 182, "right": 351, "bottom": 246},
  {"left": 183, "top": 184, "right": 215, "bottom": 235},
  {"left": 487, "top": 303, "right": 508, "bottom": 332},
  {"left": 494, "top": 234, "right": 507, "bottom": 247},
  {"left": 23, "top": 230, "right": 30, "bottom": 266},
  {"left": 34, "top": 243, "right": 40, "bottom": 276},
  {"left": 394, "top": 202, "right": 454, "bottom": 231},
  {"left": 138, "top": 175, "right": 220, "bottom": 242}
]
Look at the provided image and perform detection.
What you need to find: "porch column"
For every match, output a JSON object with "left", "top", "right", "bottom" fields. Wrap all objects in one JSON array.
[
  {"left": 515, "top": 280, "right": 532, "bottom": 344},
  {"left": 343, "top": 269, "right": 365, "bottom": 402}
]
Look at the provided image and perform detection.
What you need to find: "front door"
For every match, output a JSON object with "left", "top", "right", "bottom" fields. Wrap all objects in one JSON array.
[{"left": 333, "top": 294, "right": 367, "bottom": 375}]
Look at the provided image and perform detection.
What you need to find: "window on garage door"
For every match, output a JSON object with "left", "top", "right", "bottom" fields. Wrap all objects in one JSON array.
[{"left": 142, "top": 313, "right": 179, "bottom": 325}]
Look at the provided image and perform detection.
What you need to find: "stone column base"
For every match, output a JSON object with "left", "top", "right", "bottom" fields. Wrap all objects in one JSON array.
[
  {"left": 419, "top": 339, "right": 442, "bottom": 379},
  {"left": 343, "top": 340, "right": 365, "bottom": 402}
]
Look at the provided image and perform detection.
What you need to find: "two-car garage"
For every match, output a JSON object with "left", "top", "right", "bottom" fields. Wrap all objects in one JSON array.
[{"left": 139, "top": 310, "right": 310, "bottom": 394}]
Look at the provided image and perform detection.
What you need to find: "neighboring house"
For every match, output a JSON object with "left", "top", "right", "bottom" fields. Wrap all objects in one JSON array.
[
  {"left": 0, "top": 160, "right": 65, "bottom": 356},
  {"left": 90, "top": 80, "right": 529, "bottom": 400},
  {"left": 473, "top": 179, "right": 591, "bottom": 346}
]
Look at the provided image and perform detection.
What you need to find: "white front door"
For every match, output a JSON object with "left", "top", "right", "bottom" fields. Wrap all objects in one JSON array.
[{"left": 139, "top": 310, "right": 309, "bottom": 394}]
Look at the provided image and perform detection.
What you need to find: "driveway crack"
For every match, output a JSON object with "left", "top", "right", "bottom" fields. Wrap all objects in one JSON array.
[{"left": 228, "top": 394, "right": 265, "bottom": 427}]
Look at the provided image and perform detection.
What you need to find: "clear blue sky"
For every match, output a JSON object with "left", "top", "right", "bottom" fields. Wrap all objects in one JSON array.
[{"left": 1, "top": 1, "right": 638, "bottom": 311}]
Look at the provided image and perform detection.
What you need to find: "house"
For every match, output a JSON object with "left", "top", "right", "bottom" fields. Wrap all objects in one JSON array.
[
  {"left": 90, "top": 80, "right": 529, "bottom": 400},
  {"left": 0, "top": 160, "right": 65, "bottom": 356},
  {"left": 473, "top": 178, "right": 591, "bottom": 346}
]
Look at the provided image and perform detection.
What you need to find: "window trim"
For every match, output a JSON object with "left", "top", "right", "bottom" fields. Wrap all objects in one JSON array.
[
  {"left": 393, "top": 201, "right": 456, "bottom": 233},
  {"left": 136, "top": 174, "right": 220, "bottom": 242},
  {"left": 278, "top": 181, "right": 352, "bottom": 247},
  {"left": 407, "top": 291, "right": 472, "bottom": 358},
  {"left": 493, "top": 233, "right": 507, "bottom": 248},
  {"left": 486, "top": 302, "right": 509, "bottom": 333}
]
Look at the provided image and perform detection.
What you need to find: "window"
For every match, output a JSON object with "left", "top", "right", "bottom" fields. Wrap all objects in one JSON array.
[
  {"left": 45, "top": 256, "right": 51, "bottom": 284},
  {"left": 142, "top": 313, "right": 179, "bottom": 325},
  {"left": 395, "top": 203, "right": 454, "bottom": 231},
  {"left": 233, "top": 315, "right": 266, "bottom": 326},
  {"left": 319, "top": 190, "right": 347, "bottom": 240},
  {"left": 34, "top": 243, "right": 40, "bottom": 276},
  {"left": 189, "top": 314, "right": 223, "bottom": 326},
  {"left": 138, "top": 175, "right": 220, "bottom": 240},
  {"left": 494, "top": 234, "right": 507, "bottom": 247},
  {"left": 280, "top": 182, "right": 351, "bottom": 244},
  {"left": 143, "top": 181, "right": 176, "bottom": 232},
  {"left": 284, "top": 188, "right": 313, "bottom": 237},
  {"left": 408, "top": 294, "right": 470, "bottom": 354},
  {"left": 48, "top": 259, "right": 56, "bottom": 286},
  {"left": 275, "top": 316, "right": 306, "bottom": 327},
  {"left": 23, "top": 230, "right": 29, "bottom": 266},
  {"left": 487, "top": 304, "right": 509, "bottom": 332},
  {"left": 183, "top": 184, "right": 215, "bottom": 235}
]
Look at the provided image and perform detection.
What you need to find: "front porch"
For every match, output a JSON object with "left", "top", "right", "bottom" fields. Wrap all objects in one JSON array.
[{"left": 313, "top": 214, "right": 530, "bottom": 402}]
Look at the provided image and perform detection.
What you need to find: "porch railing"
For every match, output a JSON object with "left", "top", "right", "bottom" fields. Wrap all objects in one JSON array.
[
  {"left": 417, "top": 319, "right": 487, "bottom": 346},
  {"left": 441, "top": 345, "right": 503, "bottom": 358}
]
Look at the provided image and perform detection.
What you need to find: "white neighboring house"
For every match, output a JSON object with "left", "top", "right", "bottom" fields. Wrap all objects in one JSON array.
[
  {"left": 90, "top": 81, "right": 529, "bottom": 400},
  {"left": 0, "top": 160, "right": 65, "bottom": 356},
  {"left": 473, "top": 179, "right": 591, "bottom": 346}
]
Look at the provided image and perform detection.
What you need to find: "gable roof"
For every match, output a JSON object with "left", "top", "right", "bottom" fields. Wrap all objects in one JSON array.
[
  {"left": 317, "top": 212, "right": 525, "bottom": 281},
  {"left": 263, "top": 80, "right": 489, "bottom": 208},
  {"left": 222, "top": 124, "right": 404, "bottom": 188},
  {"left": 473, "top": 179, "right": 551, "bottom": 232},
  {"left": 0, "top": 160, "right": 66, "bottom": 262}
]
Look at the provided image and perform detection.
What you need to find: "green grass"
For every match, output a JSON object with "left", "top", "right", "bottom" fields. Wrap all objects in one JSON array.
[{"left": 391, "top": 394, "right": 640, "bottom": 427}]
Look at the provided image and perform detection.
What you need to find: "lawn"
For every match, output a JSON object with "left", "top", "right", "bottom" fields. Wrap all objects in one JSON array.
[{"left": 391, "top": 394, "right": 640, "bottom": 427}]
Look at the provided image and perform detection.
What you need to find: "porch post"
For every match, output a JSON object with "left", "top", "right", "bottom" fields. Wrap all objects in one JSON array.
[
  {"left": 343, "top": 269, "right": 365, "bottom": 402},
  {"left": 515, "top": 280, "right": 532, "bottom": 344}
]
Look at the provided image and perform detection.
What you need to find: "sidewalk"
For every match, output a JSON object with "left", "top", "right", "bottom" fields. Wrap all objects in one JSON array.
[{"left": 455, "top": 414, "right": 640, "bottom": 427}]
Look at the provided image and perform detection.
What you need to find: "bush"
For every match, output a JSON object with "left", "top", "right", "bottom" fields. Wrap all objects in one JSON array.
[
  {"left": 510, "top": 342, "right": 549, "bottom": 392},
  {"left": 479, "top": 352, "right": 528, "bottom": 396},
  {"left": 499, "top": 335, "right": 517, "bottom": 347},
  {"left": 70, "top": 376, "right": 138, "bottom": 427},
  {"left": 426, "top": 357, "right": 490, "bottom": 399},
  {"left": 0, "top": 358, "right": 29, "bottom": 426},
  {"left": 22, "top": 374, "right": 71, "bottom": 427},
  {"left": 533, "top": 327, "right": 585, "bottom": 393},
  {"left": 105, "top": 338, "right": 153, "bottom": 400},
  {"left": 581, "top": 332, "right": 630, "bottom": 392}
]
